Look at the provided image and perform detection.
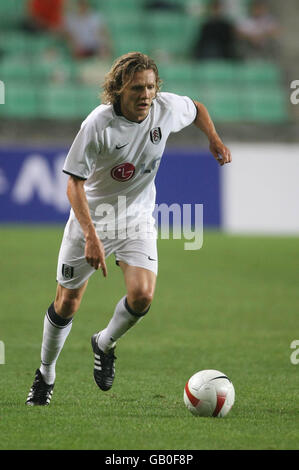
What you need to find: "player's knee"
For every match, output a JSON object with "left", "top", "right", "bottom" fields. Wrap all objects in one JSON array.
[
  {"left": 54, "top": 284, "right": 85, "bottom": 318},
  {"left": 54, "top": 296, "right": 80, "bottom": 318},
  {"left": 128, "top": 287, "right": 154, "bottom": 314}
]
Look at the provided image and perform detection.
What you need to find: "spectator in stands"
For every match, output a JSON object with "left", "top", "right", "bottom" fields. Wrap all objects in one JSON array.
[
  {"left": 192, "top": 0, "right": 238, "bottom": 60},
  {"left": 144, "top": 1, "right": 183, "bottom": 11},
  {"left": 236, "top": 0, "right": 280, "bottom": 59},
  {"left": 187, "top": 0, "right": 244, "bottom": 20},
  {"left": 22, "top": 0, "right": 65, "bottom": 34},
  {"left": 63, "top": 0, "right": 111, "bottom": 60}
]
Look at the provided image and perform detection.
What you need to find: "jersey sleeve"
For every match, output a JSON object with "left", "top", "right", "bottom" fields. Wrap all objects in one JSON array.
[
  {"left": 63, "top": 119, "right": 101, "bottom": 180},
  {"left": 159, "top": 92, "right": 197, "bottom": 133}
]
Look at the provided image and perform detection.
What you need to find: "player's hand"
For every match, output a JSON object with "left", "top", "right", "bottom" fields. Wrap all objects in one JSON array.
[
  {"left": 85, "top": 234, "right": 107, "bottom": 277},
  {"left": 209, "top": 136, "right": 232, "bottom": 166}
]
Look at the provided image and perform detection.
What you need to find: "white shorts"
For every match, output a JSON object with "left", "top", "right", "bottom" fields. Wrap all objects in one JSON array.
[{"left": 56, "top": 216, "right": 158, "bottom": 289}]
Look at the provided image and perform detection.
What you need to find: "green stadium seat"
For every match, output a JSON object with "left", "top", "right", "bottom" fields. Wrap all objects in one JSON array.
[
  {"left": 0, "top": 58, "right": 33, "bottom": 82},
  {"left": 146, "top": 13, "right": 196, "bottom": 57},
  {"left": 33, "top": 57, "right": 78, "bottom": 83},
  {"left": 194, "top": 61, "right": 236, "bottom": 84},
  {"left": 98, "top": 0, "right": 143, "bottom": 13},
  {"left": 39, "top": 85, "right": 100, "bottom": 119},
  {"left": 77, "top": 87, "right": 102, "bottom": 115},
  {"left": 0, "top": 0, "right": 287, "bottom": 126},
  {"left": 107, "top": 13, "right": 142, "bottom": 34},
  {"left": 2, "top": 83, "right": 38, "bottom": 118},
  {"left": 241, "top": 86, "right": 288, "bottom": 122},
  {"left": 0, "top": 32, "right": 28, "bottom": 55},
  {"left": 114, "top": 34, "right": 151, "bottom": 58},
  {"left": 203, "top": 86, "right": 242, "bottom": 121},
  {"left": 0, "top": 0, "right": 27, "bottom": 29},
  {"left": 165, "top": 83, "right": 201, "bottom": 101},
  {"left": 158, "top": 63, "right": 196, "bottom": 84},
  {"left": 0, "top": 31, "right": 61, "bottom": 57},
  {"left": 95, "top": 3, "right": 197, "bottom": 59},
  {"left": 236, "top": 61, "right": 282, "bottom": 85},
  {"left": 0, "top": 55, "right": 77, "bottom": 85}
]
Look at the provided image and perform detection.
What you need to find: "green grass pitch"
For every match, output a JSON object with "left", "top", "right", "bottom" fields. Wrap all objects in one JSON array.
[{"left": 0, "top": 226, "right": 298, "bottom": 450}]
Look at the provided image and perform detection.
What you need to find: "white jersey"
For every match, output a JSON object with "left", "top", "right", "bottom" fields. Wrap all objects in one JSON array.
[{"left": 63, "top": 92, "right": 197, "bottom": 233}]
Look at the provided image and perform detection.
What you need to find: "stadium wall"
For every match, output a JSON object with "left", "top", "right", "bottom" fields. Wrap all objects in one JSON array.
[
  {"left": 221, "top": 143, "right": 299, "bottom": 235},
  {"left": 0, "top": 144, "right": 298, "bottom": 234}
]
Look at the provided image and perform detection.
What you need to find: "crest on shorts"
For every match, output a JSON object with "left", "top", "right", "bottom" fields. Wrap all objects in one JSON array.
[
  {"left": 62, "top": 264, "right": 74, "bottom": 280},
  {"left": 150, "top": 127, "right": 162, "bottom": 145}
]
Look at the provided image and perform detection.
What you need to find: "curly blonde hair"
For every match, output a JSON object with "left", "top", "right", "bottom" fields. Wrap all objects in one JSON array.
[{"left": 101, "top": 52, "right": 162, "bottom": 105}]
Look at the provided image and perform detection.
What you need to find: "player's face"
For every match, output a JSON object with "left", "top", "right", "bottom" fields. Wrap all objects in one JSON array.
[{"left": 120, "top": 69, "right": 157, "bottom": 123}]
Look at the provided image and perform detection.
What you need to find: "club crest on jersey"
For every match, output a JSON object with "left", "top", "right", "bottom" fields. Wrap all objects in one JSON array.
[
  {"left": 150, "top": 127, "right": 162, "bottom": 145},
  {"left": 62, "top": 264, "right": 74, "bottom": 280},
  {"left": 111, "top": 162, "right": 135, "bottom": 182}
]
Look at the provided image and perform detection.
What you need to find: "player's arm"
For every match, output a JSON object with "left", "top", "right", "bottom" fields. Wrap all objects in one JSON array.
[
  {"left": 193, "top": 100, "right": 232, "bottom": 166},
  {"left": 66, "top": 175, "right": 107, "bottom": 277}
]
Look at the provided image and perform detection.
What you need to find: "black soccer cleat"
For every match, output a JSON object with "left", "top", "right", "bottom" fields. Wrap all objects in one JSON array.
[
  {"left": 91, "top": 333, "right": 116, "bottom": 391},
  {"left": 25, "top": 369, "right": 54, "bottom": 406}
]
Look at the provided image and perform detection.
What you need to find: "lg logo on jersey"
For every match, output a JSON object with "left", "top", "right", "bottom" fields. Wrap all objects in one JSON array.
[
  {"left": 111, "top": 158, "right": 161, "bottom": 182},
  {"left": 111, "top": 128, "right": 162, "bottom": 181},
  {"left": 111, "top": 163, "right": 135, "bottom": 182}
]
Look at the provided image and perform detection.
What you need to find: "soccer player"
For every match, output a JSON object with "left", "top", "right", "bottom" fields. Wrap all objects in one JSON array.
[{"left": 25, "top": 51, "right": 231, "bottom": 406}]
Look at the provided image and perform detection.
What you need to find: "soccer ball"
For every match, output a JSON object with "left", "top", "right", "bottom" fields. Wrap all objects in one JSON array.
[{"left": 184, "top": 369, "right": 235, "bottom": 417}]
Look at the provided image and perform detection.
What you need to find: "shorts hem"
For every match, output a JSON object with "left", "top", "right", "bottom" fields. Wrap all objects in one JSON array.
[
  {"left": 56, "top": 278, "right": 90, "bottom": 290},
  {"left": 115, "top": 257, "right": 158, "bottom": 276}
]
